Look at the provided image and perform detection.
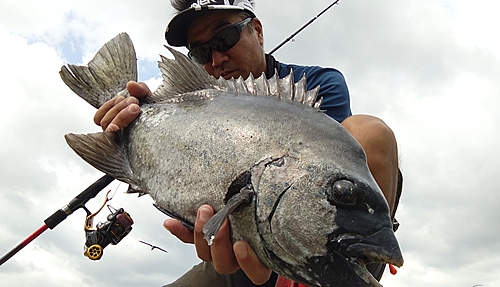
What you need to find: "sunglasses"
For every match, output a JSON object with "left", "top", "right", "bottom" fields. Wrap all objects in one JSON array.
[{"left": 188, "top": 17, "right": 253, "bottom": 64}]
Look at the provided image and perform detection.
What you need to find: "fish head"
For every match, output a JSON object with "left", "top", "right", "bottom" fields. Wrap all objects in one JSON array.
[{"left": 253, "top": 150, "right": 403, "bottom": 286}]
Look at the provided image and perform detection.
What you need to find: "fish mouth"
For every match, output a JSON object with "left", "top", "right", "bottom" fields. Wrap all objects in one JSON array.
[
  {"left": 347, "top": 252, "right": 401, "bottom": 287},
  {"left": 337, "top": 227, "right": 404, "bottom": 286}
]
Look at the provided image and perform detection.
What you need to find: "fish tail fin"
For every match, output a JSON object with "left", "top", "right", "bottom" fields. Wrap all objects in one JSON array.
[
  {"left": 65, "top": 132, "right": 136, "bottom": 185},
  {"left": 59, "top": 33, "right": 138, "bottom": 109}
]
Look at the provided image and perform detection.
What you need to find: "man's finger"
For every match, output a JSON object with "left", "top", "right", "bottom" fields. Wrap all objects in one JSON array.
[
  {"left": 211, "top": 219, "right": 239, "bottom": 274},
  {"left": 105, "top": 103, "right": 141, "bottom": 132},
  {"left": 163, "top": 219, "right": 194, "bottom": 244},
  {"left": 94, "top": 82, "right": 149, "bottom": 130},
  {"left": 234, "top": 241, "right": 272, "bottom": 285},
  {"left": 100, "top": 97, "right": 139, "bottom": 130},
  {"left": 193, "top": 205, "right": 214, "bottom": 262},
  {"left": 94, "top": 96, "right": 126, "bottom": 126},
  {"left": 126, "top": 81, "right": 151, "bottom": 98}
]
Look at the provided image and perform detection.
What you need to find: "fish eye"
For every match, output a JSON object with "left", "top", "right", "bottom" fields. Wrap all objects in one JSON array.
[{"left": 327, "top": 179, "right": 357, "bottom": 206}]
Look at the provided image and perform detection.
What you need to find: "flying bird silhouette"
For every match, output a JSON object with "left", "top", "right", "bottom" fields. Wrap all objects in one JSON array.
[{"left": 139, "top": 240, "right": 168, "bottom": 253}]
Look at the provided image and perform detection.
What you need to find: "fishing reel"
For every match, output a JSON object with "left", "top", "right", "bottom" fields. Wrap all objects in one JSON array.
[{"left": 83, "top": 191, "right": 134, "bottom": 260}]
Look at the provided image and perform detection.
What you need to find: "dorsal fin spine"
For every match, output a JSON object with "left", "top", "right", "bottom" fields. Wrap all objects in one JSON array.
[
  {"left": 294, "top": 74, "right": 306, "bottom": 104},
  {"left": 235, "top": 77, "right": 248, "bottom": 93},
  {"left": 267, "top": 71, "right": 279, "bottom": 97}
]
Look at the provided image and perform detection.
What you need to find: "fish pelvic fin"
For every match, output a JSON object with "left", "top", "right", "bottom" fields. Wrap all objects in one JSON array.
[
  {"left": 59, "top": 33, "right": 138, "bottom": 109},
  {"left": 65, "top": 132, "right": 135, "bottom": 184}
]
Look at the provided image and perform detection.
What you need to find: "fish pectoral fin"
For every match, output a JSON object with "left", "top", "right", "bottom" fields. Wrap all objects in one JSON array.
[{"left": 202, "top": 185, "right": 255, "bottom": 245}]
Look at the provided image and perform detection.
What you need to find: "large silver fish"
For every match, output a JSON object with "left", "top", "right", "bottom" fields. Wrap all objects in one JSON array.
[{"left": 60, "top": 33, "right": 403, "bottom": 287}]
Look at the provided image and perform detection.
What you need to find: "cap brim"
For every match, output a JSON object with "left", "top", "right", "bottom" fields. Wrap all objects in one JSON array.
[{"left": 165, "top": 5, "right": 255, "bottom": 47}]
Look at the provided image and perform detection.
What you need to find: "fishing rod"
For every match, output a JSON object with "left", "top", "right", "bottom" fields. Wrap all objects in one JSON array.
[
  {"left": 269, "top": 0, "right": 341, "bottom": 55},
  {"left": 0, "top": 174, "right": 115, "bottom": 266}
]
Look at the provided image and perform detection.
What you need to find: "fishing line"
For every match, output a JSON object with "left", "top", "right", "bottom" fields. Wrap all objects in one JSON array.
[
  {"left": 108, "top": 181, "right": 122, "bottom": 202},
  {"left": 97, "top": 182, "right": 123, "bottom": 220},
  {"left": 113, "top": 182, "right": 133, "bottom": 208},
  {"left": 269, "top": 0, "right": 341, "bottom": 55}
]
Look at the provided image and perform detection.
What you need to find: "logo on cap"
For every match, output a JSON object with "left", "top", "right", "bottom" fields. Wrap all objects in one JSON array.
[
  {"left": 190, "top": 0, "right": 218, "bottom": 8},
  {"left": 187, "top": 0, "right": 253, "bottom": 14}
]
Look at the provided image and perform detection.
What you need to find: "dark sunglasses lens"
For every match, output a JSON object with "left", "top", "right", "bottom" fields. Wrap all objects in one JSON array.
[
  {"left": 213, "top": 27, "right": 240, "bottom": 52},
  {"left": 189, "top": 44, "right": 211, "bottom": 64},
  {"left": 188, "top": 19, "right": 249, "bottom": 64}
]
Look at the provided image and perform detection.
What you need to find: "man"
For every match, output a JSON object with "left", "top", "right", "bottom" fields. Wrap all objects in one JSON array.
[{"left": 94, "top": 1, "right": 401, "bottom": 286}]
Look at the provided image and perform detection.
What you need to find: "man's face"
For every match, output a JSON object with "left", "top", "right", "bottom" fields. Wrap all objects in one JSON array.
[{"left": 187, "top": 11, "right": 266, "bottom": 80}]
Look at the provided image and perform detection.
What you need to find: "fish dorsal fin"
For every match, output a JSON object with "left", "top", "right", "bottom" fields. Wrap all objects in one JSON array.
[
  {"left": 213, "top": 69, "right": 320, "bottom": 108},
  {"left": 151, "top": 46, "right": 320, "bottom": 108},
  {"left": 149, "top": 47, "right": 219, "bottom": 103},
  {"left": 60, "top": 33, "right": 137, "bottom": 108}
]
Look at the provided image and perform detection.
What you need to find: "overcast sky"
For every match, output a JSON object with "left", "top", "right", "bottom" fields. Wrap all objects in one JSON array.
[{"left": 1, "top": 0, "right": 499, "bottom": 286}]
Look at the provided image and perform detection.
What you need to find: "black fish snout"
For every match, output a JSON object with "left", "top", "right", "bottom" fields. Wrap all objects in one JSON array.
[
  {"left": 345, "top": 227, "right": 404, "bottom": 267},
  {"left": 327, "top": 179, "right": 358, "bottom": 206}
]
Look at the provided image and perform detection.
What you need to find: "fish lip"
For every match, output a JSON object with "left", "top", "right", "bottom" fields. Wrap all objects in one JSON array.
[
  {"left": 335, "top": 227, "right": 404, "bottom": 285},
  {"left": 341, "top": 227, "right": 404, "bottom": 267},
  {"left": 346, "top": 242, "right": 404, "bottom": 267}
]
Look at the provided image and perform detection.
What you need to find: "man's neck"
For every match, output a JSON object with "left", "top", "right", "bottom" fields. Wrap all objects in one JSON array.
[{"left": 265, "top": 53, "right": 279, "bottom": 79}]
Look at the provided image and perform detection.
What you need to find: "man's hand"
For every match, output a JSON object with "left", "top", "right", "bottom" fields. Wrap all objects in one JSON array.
[
  {"left": 94, "top": 81, "right": 151, "bottom": 132},
  {"left": 163, "top": 205, "right": 273, "bottom": 285}
]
